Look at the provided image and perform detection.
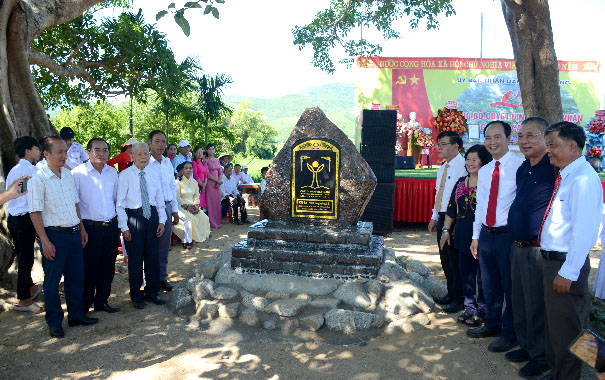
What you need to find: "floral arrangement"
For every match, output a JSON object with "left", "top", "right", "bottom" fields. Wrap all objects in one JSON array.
[
  {"left": 416, "top": 133, "right": 434, "bottom": 148},
  {"left": 435, "top": 107, "right": 467, "bottom": 135},
  {"left": 395, "top": 139, "right": 404, "bottom": 154},
  {"left": 587, "top": 146, "right": 603, "bottom": 158},
  {"left": 586, "top": 117, "right": 605, "bottom": 135}
]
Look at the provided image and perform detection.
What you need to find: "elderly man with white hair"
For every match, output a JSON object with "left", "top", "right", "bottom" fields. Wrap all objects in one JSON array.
[{"left": 116, "top": 142, "right": 166, "bottom": 310}]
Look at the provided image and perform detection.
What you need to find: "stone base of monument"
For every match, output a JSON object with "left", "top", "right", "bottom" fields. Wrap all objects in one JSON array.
[
  {"left": 231, "top": 219, "right": 383, "bottom": 279},
  {"left": 169, "top": 247, "right": 448, "bottom": 335}
]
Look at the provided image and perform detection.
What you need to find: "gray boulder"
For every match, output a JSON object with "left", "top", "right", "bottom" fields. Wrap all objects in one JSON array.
[
  {"left": 218, "top": 302, "right": 240, "bottom": 318},
  {"left": 186, "top": 276, "right": 204, "bottom": 292},
  {"left": 377, "top": 280, "right": 434, "bottom": 322},
  {"left": 239, "top": 308, "right": 259, "bottom": 326},
  {"left": 192, "top": 279, "right": 215, "bottom": 303},
  {"left": 365, "top": 280, "right": 383, "bottom": 298},
  {"left": 422, "top": 277, "right": 448, "bottom": 299},
  {"left": 406, "top": 260, "right": 431, "bottom": 277},
  {"left": 266, "top": 298, "right": 309, "bottom": 317},
  {"left": 211, "top": 287, "right": 238, "bottom": 300},
  {"left": 193, "top": 251, "right": 231, "bottom": 279},
  {"left": 241, "top": 291, "right": 270, "bottom": 311},
  {"left": 406, "top": 271, "right": 423, "bottom": 284},
  {"left": 309, "top": 298, "right": 340, "bottom": 309},
  {"left": 377, "top": 261, "right": 407, "bottom": 282},
  {"left": 195, "top": 300, "right": 219, "bottom": 319},
  {"left": 384, "top": 313, "right": 431, "bottom": 335},
  {"left": 324, "top": 309, "right": 383, "bottom": 333},
  {"left": 333, "top": 282, "right": 371, "bottom": 309},
  {"left": 168, "top": 285, "right": 193, "bottom": 312},
  {"left": 300, "top": 314, "right": 325, "bottom": 331}
]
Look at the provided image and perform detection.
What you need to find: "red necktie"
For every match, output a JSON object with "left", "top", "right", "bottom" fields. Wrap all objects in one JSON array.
[
  {"left": 538, "top": 173, "right": 562, "bottom": 242},
  {"left": 486, "top": 161, "right": 500, "bottom": 227}
]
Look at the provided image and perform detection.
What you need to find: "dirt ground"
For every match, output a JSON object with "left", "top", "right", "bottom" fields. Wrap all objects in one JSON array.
[{"left": 0, "top": 207, "right": 601, "bottom": 380}]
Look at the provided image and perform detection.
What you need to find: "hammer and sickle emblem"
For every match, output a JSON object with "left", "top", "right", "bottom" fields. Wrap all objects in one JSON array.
[{"left": 396, "top": 74, "right": 407, "bottom": 85}]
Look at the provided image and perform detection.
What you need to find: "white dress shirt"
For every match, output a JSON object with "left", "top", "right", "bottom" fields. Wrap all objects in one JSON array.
[
  {"left": 431, "top": 153, "right": 467, "bottom": 220},
  {"left": 6, "top": 159, "right": 38, "bottom": 216},
  {"left": 71, "top": 162, "right": 118, "bottom": 221},
  {"left": 220, "top": 175, "right": 240, "bottom": 198},
  {"left": 540, "top": 156, "right": 603, "bottom": 281},
  {"left": 27, "top": 166, "right": 80, "bottom": 227},
  {"left": 116, "top": 164, "right": 167, "bottom": 232},
  {"left": 65, "top": 141, "right": 87, "bottom": 170},
  {"left": 232, "top": 171, "right": 246, "bottom": 185},
  {"left": 148, "top": 154, "right": 179, "bottom": 213},
  {"left": 260, "top": 179, "right": 267, "bottom": 193},
  {"left": 242, "top": 173, "right": 253, "bottom": 184},
  {"left": 36, "top": 159, "right": 46, "bottom": 169},
  {"left": 472, "top": 151, "right": 524, "bottom": 239}
]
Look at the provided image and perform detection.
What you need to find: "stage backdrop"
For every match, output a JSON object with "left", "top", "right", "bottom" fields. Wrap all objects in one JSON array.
[{"left": 355, "top": 57, "right": 602, "bottom": 162}]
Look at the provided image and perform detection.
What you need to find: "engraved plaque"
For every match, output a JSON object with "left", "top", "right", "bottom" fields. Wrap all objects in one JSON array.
[{"left": 291, "top": 138, "right": 340, "bottom": 219}]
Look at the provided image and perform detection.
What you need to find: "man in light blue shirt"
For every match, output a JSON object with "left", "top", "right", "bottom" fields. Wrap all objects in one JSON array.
[
  {"left": 172, "top": 140, "right": 192, "bottom": 174},
  {"left": 540, "top": 122, "right": 603, "bottom": 380}
]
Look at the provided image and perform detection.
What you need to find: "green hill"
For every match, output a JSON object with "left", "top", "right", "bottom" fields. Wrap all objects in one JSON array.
[{"left": 225, "top": 82, "right": 356, "bottom": 144}]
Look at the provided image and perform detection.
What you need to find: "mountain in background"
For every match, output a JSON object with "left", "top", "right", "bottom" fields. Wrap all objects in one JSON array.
[{"left": 225, "top": 82, "right": 356, "bottom": 143}]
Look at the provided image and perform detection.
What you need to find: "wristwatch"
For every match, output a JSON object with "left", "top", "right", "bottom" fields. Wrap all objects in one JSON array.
[{"left": 442, "top": 227, "right": 450, "bottom": 233}]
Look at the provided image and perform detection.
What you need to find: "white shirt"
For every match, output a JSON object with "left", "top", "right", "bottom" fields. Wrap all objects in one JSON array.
[
  {"left": 27, "top": 166, "right": 80, "bottom": 227},
  {"left": 148, "top": 155, "right": 179, "bottom": 213},
  {"left": 116, "top": 165, "right": 167, "bottom": 232},
  {"left": 260, "top": 179, "right": 267, "bottom": 193},
  {"left": 65, "top": 142, "right": 87, "bottom": 170},
  {"left": 220, "top": 175, "right": 239, "bottom": 198},
  {"left": 6, "top": 159, "right": 38, "bottom": 216},
  {"left": 232, "top": 171, "right": 247, "bottom": 185},
  {"left": 242, "top": 172, "right": 253, "bottom": 184},
  {"left": 36, "top": 159, "right": 46, "bottom": 170},
  {"left": 71, "top": 162, "right": 118, "bottom": 222},
  {"left": 540, "top": 156, "right": 603, "bottom": 281},
  {"left": 472, "top": 151, "right": 524, "bottom": 239},
  {"left": 431, "top": 154, "right": 467, "bottom": 220}
]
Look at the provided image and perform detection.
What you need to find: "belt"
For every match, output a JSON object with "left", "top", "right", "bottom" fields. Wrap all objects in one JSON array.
[
  {"left": 438, "top": 212, "right": 446, "bottom": 217},
  {"left": 9, "top": 212, "right": 29, "bottom": 217},
  {"left": 46, "top": 225, "right": 79, "bottom": 233},
  {"left": 540, "top": 249, "right": 567, "bottom": 261},
  {"left": 126, "top": 206, "right": 156, "bottom": 214},
  {"left": 514, "top": 240, "right": 540, "bottom": 248},
  {"left": 482, "top": 225, "right": 508, "bottom": 234},
  {"left": 82, "top": 217, "right": 117, "bottom": 227}
]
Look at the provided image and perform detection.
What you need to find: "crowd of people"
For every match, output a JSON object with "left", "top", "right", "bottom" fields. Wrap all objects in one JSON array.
[
  {"left": 2, "top": 127, "right": 267, "bottom": 339},
  {"left": 430, "top": 119, "right": 602, "bottom": 380}
]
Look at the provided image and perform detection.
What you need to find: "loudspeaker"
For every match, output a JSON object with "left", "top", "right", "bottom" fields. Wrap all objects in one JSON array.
[
  {"left": 361, "top": 145, "right": 395, "bottom": 165},
  {"left": 395, "top": 156, "right": 415, "bottom": 169},
  {"left": 361, "top": 183, "right": 395, "bottom": 234},
  {"left": 368, "top": 163, "right": 395, "bottom": 183},
  {"left": 362, "top": 109, "right": 397, "bottom": 128},
  {"left": 361, "top": 126, "right": 397, "bottom": 146}
]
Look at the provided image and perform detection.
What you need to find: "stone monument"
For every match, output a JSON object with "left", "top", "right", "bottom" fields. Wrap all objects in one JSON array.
[{"left": 231, "top": 107, "right": 384, "bottom": 278}]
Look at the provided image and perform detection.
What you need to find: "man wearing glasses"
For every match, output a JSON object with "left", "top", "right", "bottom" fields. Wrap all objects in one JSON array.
[
  {"left": 428, "top": 131, "right": 467, "bottom": 312},
  {"left": 72, "top": 138, "right": 120, "bottom": 314}
]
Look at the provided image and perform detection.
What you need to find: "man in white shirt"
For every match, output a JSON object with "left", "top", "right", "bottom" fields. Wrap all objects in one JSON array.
[
  {"left": 72, "top": 138, "right": 119, "bottom": 314},
  {"left": 59, "top": 127, "right": 87, "bottom": 170},
  {"left": 232, "top": 164, "right": 247, "bottom": 185},
  {"left": 28, "top": 137, "right": 98, "bottom": 338},
  {"left": 116, "top": 142, "right": 167, "bottom": 309},
  {"left": 148, "top": 130, "right": 179, "bottom": 291},
  {"left": 6, "top": 136, "right": 41, "bottom": 312},
  {"left": 468, "top": 121, "right": 524, "bottom": 354},
  {"left": 242, "top": 165, "right": 253, "bottom": 184},
  {"left": 540, "top": 122, "right": 603, "bottom": 380},
  {"left": 260, "top": 167, "right": 268, "bottom": 193},
  {"left": 428, "top": 131, "right": 467, "bottom": 312},
  {"left": 220, "top": 165, "right": 248, "bottom": 224}
]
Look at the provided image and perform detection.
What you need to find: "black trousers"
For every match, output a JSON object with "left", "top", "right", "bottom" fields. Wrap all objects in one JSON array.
[
  {"left": 125, "top": 207, "right": 160, "bottom": 303},
  {"left": 7, "top": 214, "right": 36, "bottom": 300},
  {"left": 543, "top": 256, "right": 591, "bottom": 380},
  {"left": 436, "top": 214, "right": 463, "bottom": 303},
  {"left": 222, "top": 196, "right": 247, "bottom": 222},
  {"left": 82, "top": 220, "right": 118, "bottom": 310}
]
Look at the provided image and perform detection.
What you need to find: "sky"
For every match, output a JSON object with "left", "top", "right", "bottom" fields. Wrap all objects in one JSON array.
[{"left": 100, "top": 0, "right": 605, "bottom": 101}]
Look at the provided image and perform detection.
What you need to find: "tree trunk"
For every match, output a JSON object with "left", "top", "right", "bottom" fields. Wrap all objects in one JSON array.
[
  {"left": 501, "top": 0, "right": 563, "bottom": 124},
  {"left": 129, "top": 96, "right": 134, "bottom": 137},
  {"left": 164, "top": 109, "right": 169, "bottom": 139},
  {"left": 0, "top": 0, "right": 103, "bottom": 279}
]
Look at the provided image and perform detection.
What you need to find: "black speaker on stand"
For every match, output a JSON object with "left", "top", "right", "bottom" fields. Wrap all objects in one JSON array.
[{"left": 360, "top": 109, "right": 397, "bottom": 234}]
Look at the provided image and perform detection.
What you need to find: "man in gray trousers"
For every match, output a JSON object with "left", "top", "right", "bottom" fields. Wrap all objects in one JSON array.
[{"left": 148, "top": 130, "right": 179, "bottom": 291}]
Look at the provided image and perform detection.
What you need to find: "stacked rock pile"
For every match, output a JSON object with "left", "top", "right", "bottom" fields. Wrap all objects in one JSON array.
[{"left": 169, "top": 248, "right": 448, "bottom": 335}]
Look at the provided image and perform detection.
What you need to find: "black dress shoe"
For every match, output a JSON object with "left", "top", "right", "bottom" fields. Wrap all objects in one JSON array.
[
  {"left": 68, "top": 315, "right": 99, "bottom": 327},
  {"left": 488, "top": 337, "right": 518, "bottom": 352},
  {"left": 505, "top": 348, "right": 530, "bottom": 363},
  {"left": 49, "top": 325, "right": 65, "bottom": 338},
  {"left": 466, "top": 325, "right": 501, "bottom": 338},
  {"left": 519, "top": 360, "right": 550, "bottom": 378},
  {"left": 94, "top": 302, "right": 120, "bottom": 313},
  {"left": 457, "top": 311, "right": 473, "bottom": 324},
  {"left": 160, "top": 280, "right": 173, "bottom": 291},
  {"left": 443, "top": 302, "right": 464, "bottom": 313},
  {"left": 433, "top": 296, "right": 452, "bottom": 305},
  {"left": 144, "top": 294, "right": 166, "bottom": 305},
  {"left": 133, "top": 301, "right": 145, "bottom": 309}
]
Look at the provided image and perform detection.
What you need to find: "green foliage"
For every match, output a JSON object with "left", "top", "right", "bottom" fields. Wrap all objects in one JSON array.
[
  {"left": 156, "top": 0, "right": 224, "bottom": 35},
  {"left": 227, "top": 101, "right": 278, "bottom": 159},
  {"left": 292, "top": 0, "right": 456, "bottom": 73}
]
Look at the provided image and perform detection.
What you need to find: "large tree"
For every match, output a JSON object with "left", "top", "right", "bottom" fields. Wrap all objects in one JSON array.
[{"left": 292, "top": 0, "right": 563, "bottom": 124}]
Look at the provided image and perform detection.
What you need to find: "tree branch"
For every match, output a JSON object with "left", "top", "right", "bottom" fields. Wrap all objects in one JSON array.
[{"left": 64, "top": 39, "right": 87, "bottom": 66}]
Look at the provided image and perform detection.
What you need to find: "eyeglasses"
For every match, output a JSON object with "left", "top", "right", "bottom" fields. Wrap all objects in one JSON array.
[{"left": 437, "top": 142, "right": 455, "bottom": 148}]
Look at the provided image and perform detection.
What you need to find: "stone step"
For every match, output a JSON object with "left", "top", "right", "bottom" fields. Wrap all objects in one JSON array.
[
  {"left": 231, "top": 256, "right": 380, "bottom": 278},
  {"left": 246, "top": 237, "right": 369, "bottom": 254},
  {"left": 247, "top": 220, "right": 373, "bottom": 245}
]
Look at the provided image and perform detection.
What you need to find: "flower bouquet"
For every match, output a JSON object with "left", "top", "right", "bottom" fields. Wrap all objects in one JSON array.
[
  {"left": 587, "top": 146, "right": 602, "bottom": 158},
  {"left": 435, "top": 107, "right": 467, "bottom": 135},
  {"left": 416, "top": 133, "right": 434, "bottom": 148},
  {"left": 584, "top": 117, "right": 605, "bottom": 147}
]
